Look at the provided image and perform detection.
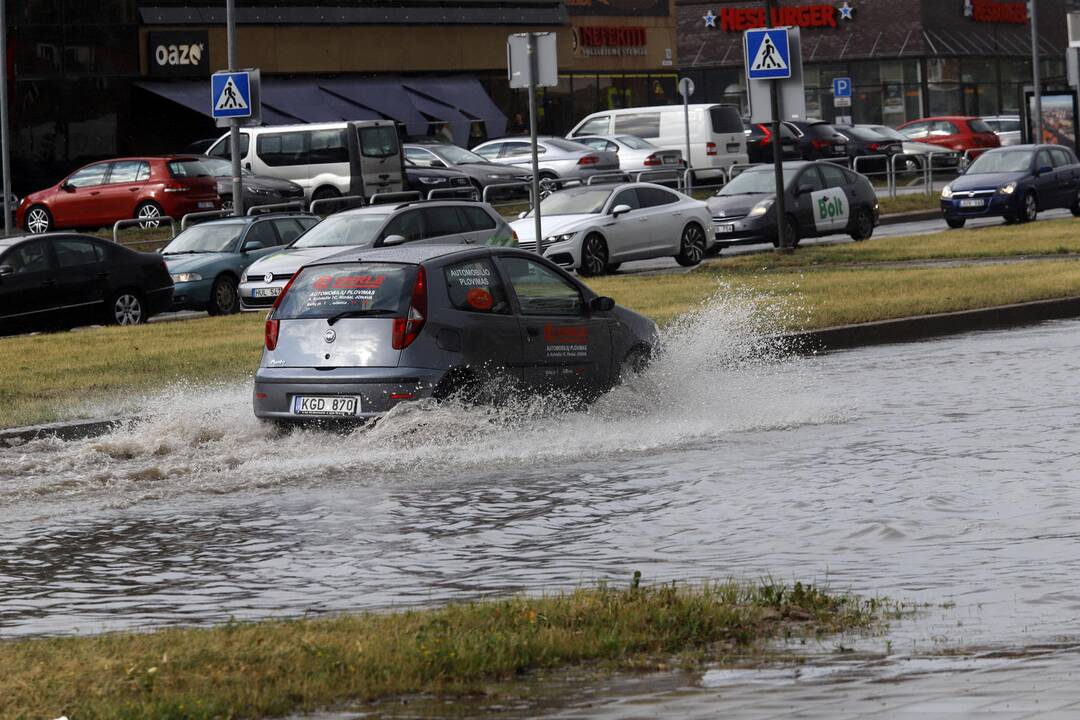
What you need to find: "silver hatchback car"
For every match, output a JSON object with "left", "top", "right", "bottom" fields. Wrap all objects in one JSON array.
[
  {"left": 253, "top": 245, "right": 658, "bottom": 422},
  {"left": 238, "top": 200, "right": 516, "bottom": 311},
  {"left": 471, "top": 137, "right": 620, "bottom": 182}
]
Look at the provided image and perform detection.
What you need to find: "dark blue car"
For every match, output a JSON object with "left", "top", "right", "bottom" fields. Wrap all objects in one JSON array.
[
  {"left": 941, "top": 144, "right": 1080, "bottom": 228},
  {"left": 162, "top": 213, "right": 320, "bottom": 315}
]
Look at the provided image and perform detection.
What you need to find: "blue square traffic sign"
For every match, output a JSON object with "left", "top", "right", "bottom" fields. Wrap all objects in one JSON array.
[
  {"left": 744, "top": 28, "right": 791, "bottom": 81},
  {"left": 211, "top": 71, "right": 252, "bottom": 119},
  {"left": 833, "top": 77, "right": 852, "bottom": 98}
]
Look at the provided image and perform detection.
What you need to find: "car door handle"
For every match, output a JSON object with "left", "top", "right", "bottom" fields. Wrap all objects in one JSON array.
[
  {"left": 638, "top": 217, "right": 649, "bottom": 222},
  {"left": 129, "top": 187, "right": 139, "bottom": 192},
  {"left": 90, "top": 191, "right": 100, "bottom": 196},
  {"left": 672, "top": 211, "right": 683, "bottom": 216}
]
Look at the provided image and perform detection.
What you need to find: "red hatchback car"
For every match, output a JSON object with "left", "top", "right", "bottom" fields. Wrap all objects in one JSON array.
[
  {"left": 16, "top": 157, "right": 222, "bottom": 234},
  {"left": 896, "top": 116, "right": 1001, "bottom": 156}
]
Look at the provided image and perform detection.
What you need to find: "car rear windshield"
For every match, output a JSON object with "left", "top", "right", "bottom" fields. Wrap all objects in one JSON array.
[
  {"left": 162, "top": 222, "right": 246, "bottom": 254},
  {"left": 545, "top": 138, "right": 592, "bottom": 153},
  {"left": 617, "top": 135, "right": 656, "bottom": 150},
  {"left": 168, "top": 160, "right": 212, "bottom": 178},
  {"left": 966, "top": 150, "right": 1033, "bottom": 174},
  {"left": 273, "top": 262, "right": 413, "bottom": 320},
  {"left": 290, "top": 213, "right": 391, "bottom": 248},
  {"left": 709, "top": 106, "right": 744, "bottom": 134},
  {"left": 967, "top": 119, "right": 994, "bottom": 134},
  {"left": 359, "top": 126, "right": 399, "bottom": 158},
  {"left": 804, "top": 123, "right": 840, "bottom": 139}
]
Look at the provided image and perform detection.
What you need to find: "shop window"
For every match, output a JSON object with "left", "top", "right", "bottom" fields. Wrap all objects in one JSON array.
[
  {"left": 64, "top": 26, "right": 138, "bottom": 75},
  {"left": 928, "top": 84, "right": 964, "bottom": 118},
  {"left": 961, "top": 58, "right": 997, "bottom": 84},
  {"left": 14, "top": 1, "right": 61, "bottom": 25},
  {"left": 599, "top": 75, "right": 620, "bottom": 111},
  {"left": 648, "top": 75, "right": 677, "bottom": 106},
  {"left": 543, "top": 76, "right": 573, "bottom": 136},
  {"left": 573, "top": 74, "right": 599, "bottom": 120},
  {"left": 15, "top": 26, "right": 63, "bottom": 77},
  {"left": 622, "top": 75, "right": 649, "bottom": 111}
]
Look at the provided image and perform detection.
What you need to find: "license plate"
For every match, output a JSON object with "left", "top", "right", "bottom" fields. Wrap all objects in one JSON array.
[
  {"left": 959, "top": 199, "right": 985, "bottom": 208},
  {"left": 717, "top": 224, "right": 735, "bottom": 234},
  {"left": 293, "top": 395, "right": 360, "bottom": 416},
  {"left": 663, "top": 156, "right": 677, "bottom": 165},
  {"left": 253, "top": 287, "right": 280, "bottom": 298},
  {"left": 198, "top": 201, "right": 215, "bottom": 209}
]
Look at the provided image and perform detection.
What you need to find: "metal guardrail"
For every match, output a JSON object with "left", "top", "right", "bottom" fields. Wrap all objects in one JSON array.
[
  {"left": 481, "top": 182, "right": 534, "bottom": 210},
  {"left": 888, "top": 153, "right": 921, "bottom": 199},
  {"left": 633, "top": 168, "right": 684, "bottom": 186},
  {"left": 112, "top": 216, "right": 176, "bottom": 246},
  {"left": 247, "top": 200, "right": 306, "bottom": 216},
  {"left": 852, "top": 154, "right": 893, "bottom": 195},
  {"left": 369, "top": 191, "right": 423, "bottom": 205},
  {"left": 586, "top": 172, "right": 630, "bottom": 186},
  {"left": 426, "top": 187, "right": 479, "bottom": 201},
  {"left": 309, "top": 194, "right": 366, "bottom": 216},
  {"left": 726, "top": 163, "right": 758, "bottom": 179},
  {"left": 180, "top": 209, "right": 231, "bottom": 231}
]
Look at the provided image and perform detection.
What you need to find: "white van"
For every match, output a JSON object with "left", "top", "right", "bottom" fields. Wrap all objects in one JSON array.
[
  {"left": 207, "top": 120, "right": 404, "bottom": 202},
  {"left": 566, "top": 104, "right": 747, "bottom": 173}
]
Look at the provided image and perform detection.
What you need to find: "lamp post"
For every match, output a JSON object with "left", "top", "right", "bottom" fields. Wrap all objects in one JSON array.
[
  {"left": 764, "top": 0, "right": 789, "bottom": 253},
  {"left": 1030, "top": 0, "right": 1042, "bottom": 144},
  {"left": 226, "top": 0, "right": 243, "bottom": 216}
]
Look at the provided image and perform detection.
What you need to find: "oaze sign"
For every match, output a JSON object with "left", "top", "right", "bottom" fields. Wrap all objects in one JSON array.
[{"left": 147, "top": 31, "right": 209, "bottom": 77}]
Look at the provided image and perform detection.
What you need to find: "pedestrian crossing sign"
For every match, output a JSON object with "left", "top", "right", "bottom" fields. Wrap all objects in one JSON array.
[
  {"left": 211, "top": 71, "right": 253, "bottom": 119},
  {"left": 744, "top": 28, "right": 791, "bottom": 81}
]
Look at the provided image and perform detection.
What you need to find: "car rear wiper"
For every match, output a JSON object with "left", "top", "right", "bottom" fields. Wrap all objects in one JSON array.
[{"left": 326, "top": 308, "right": 397, "bottom": 326}]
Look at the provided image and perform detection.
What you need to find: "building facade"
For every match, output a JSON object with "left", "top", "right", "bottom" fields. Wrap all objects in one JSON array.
[
  {"left": 677, "top": 0, "right": 1070, "bottom": 127},
  {"left": 8, "top": 0, "right": 681, "bottom": 193}
]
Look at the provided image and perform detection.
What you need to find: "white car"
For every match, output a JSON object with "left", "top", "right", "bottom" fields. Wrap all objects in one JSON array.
[{"left": 510, "top": 182, "right": 714, "bottom": 276}]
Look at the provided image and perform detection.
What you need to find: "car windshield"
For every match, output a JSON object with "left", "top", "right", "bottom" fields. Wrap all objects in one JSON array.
[
  {"left": 290, "top": 213, "right": 391, "bottom": 248},
  {"left": 431, "top": 145, "right": 491, "bottom": 165},
  {"left": 527, "top": 188, "right": 612, "bottom": 217},
  {"left": 717, "top": 168, "right": 798, "bottom": 195},
  {"left": 867, "top": 126, "right": 907, "bottom": 141},
  {"left": 200, "top": 157, "right": 252, "bottom": 177},
  {"left": 966, "top": 150, "right": 1033, "bottom": 174},
  {"left": 162, "top": 222, "right": 245, "bottom": 254},
  {"left": 617, "top": 136, "right": 655, "bottom": 150}
]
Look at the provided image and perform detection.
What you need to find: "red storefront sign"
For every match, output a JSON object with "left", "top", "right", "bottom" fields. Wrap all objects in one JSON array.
[
  {"left": 715, "top": 5, "right": 839, "bottom": 32},
  {"left": 578, "top": 26, "right": 647, "bottom": 47},
  {"left": 968, "top": 0, "right": 1027, "bottom": 25}
]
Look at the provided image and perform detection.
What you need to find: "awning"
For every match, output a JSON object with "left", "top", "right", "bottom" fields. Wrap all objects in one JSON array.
[
  {"left": 138, "top": 3, "right": 566, "bottom": 26},
  {"left": 134, "top": 75, "right": 506, "bottom": 144}
]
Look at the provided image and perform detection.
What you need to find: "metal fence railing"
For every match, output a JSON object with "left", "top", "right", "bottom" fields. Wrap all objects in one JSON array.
[
  {"left": 426, "top": 187, "right": 479, "bottom": 201},
  {"left": 309, "top": 194, "right": 366, "bottom": 216},
  {"left": 247, "top": 201, "right": 306, "bottom": 216},
  {"left": 113, "top": 216, "right": 176, "bottom": 246},
  {"left": 180, "top": 209, "right": 231, "bottom": 231},
  {"left": 369, "top": 191, "right": 423, "bottom": 205},
  {"left": 852, "top": 154, "right": 892, "bottom": 196},
  {"left": 633, "top": 168, "right": 684, "bottom": 187},
  {"left": 586, "top": 172, "right": 631, "bottom": 186}
]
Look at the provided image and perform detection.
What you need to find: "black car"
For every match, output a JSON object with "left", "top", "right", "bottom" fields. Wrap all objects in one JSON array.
[
  {"left": 746, "top": 122, "right": 801, "bottom": 164},
  {"left": 708, "top": 160, "right": 879, "bottom": 249},
  {"left": 0, "top": 233, "right": 174, "bottom": 334},
  {"left": 403, "top": 141, "right": 531, "bottom": 199},
  {"left": 831, "top": 125, "right": 903, "bottom": 173},
  {"left": 404, "top": 159, "right": 475, "bottom": 198},
  {"left": 783, "top": 121, "right": 848, "bottom": 161},
  {"left": 941, "top": 144, "right": 1080, "bottom": 228},
  {"left": 196, "top": 156, "right": 305, "bottom": 211}
]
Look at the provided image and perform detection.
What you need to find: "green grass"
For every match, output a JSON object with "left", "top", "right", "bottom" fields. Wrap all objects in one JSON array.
[{"left": 0, "top": 581, "right": 889, "bottom": 720}]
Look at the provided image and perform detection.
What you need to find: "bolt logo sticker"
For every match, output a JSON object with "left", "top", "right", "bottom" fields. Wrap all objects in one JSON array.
[{"left": 810, "top": 189, "right": 849, "bottom": 231}]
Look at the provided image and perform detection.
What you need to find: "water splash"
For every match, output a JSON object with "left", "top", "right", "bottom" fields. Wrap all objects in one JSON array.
[{"left": 0, "top": 289, "right": 847, "bottom": 513}]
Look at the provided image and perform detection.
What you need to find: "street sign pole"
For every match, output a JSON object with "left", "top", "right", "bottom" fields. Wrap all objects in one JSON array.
[
  {"left": 764, "top": 0, "right": 789, "bottom": 253},
  {"left": 1030, "top": 0, "right": 1042, "bottom": 144},
  {"left": 226, "top": 0, "right": 243, "bottom": 217},
  {"left": 527, "top": 33, "right": 542, "bottom": 254},
  {"left": 0, "top": 0, "right": 12, "bottom": 236},
  {"left": 679, "top": 77, "right": 694, "bottom": 191}
]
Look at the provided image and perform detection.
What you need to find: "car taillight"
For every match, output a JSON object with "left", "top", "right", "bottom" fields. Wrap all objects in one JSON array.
[
  {"left": 163, "top": 183, "right": 190, "bottom": 193},
  {"left": 577, "top": 155, "right": 600, "bottom": 166},
  {"left": 264, "top": 272, "right": 298, "bottom": 351},
  {"left": 868, "top": 143, "right": 880, "bottom": 151},
  {"left": 643, "top": 153, "right": 661, "bottom": 166},
  {"left": 811, "top": 139, "right": 830, "bottom": 150},
  {"left": 392, "top": 266, "right": 427, "bottom": 350},
  {"left": 757, "top": 124, "right": 773, "bottom": 147},
  {"left": 706, "top": 142, "right": 718, "bottom": 156}
]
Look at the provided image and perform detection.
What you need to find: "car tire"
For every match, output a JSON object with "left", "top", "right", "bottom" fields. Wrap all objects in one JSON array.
[
  {"left": 773, "top": 215, "right": 799, "bottom": 248},
  {"left": 25, "top": 205, "right": 52, "bottom": 234},
  {"left": 1003, "top": 214, "right": 1019, "bottom": 225},
  {"left": 579, "top": 234, "right": 608, "bottom": 276},
  {"left": 135, "top": 201, "right": 164, "bottom": 229},
  {"left": 945, "top": 217, "right": 966, "bottom": 229},
  {"left": 849, "top": 208, "right": 874, "bottom": 242},
  {"left": 675, "top": 222, "right": 707, "bottom": 266},
  {"left": 1020, "top": 191, "right": 1038, "bottom": 223},
  {"left": 620, "top": 345, "right": 652, "bottom": 380},
  {"left": 207, "top": 275, "right": 240, "bottom": 316},
  {"left": 106, "top": 290, "right": 145, "bottom": 326},
  {"left": 1071, "top": 191, "right": 1080, "bottom": 217},
  {"left": 605, "top": 262, "right": 622, "bottom": 273}
]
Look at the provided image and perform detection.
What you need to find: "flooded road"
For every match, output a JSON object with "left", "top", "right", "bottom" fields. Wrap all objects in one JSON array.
[{"left": 3, "top": 298, "right": 1079, "bottom": 659}]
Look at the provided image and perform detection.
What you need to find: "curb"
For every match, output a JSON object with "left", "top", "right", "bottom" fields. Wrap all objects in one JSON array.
[
  {"left": 0, "top": 417, "right": 130, "bottom": 444},
  {"left": 878, "top": 209, "right": 940, "bottom": 226},
  {"left": 787, "top": 296, "right": 1080, "bottom": 351}
]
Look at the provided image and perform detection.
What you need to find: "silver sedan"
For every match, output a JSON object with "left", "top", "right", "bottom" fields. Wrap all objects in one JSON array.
[
  {"left": 471, "top": 137, "right": 620, "bottom": 183},
  {"left": 572, "top": 135, "right": 684, "bottom": 175}
]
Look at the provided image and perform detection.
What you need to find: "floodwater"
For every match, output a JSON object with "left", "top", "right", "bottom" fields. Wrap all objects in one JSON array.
[{"left": 3, "top": 293, "right": 1080, "bottom": 670}]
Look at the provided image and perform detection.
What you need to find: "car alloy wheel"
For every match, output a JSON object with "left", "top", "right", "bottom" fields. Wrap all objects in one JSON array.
[
  {"left": 26, "top": 206, "right": 50, "bottom": 234},
  {"left": 580, "top": 234, "right": 608, "bottom": 276},
  {"left": 675, "top": 224, "right": 706, "bottom": 266},
  {"left": 112, "top": 293, "right": 144, "bottom": 325},
  {"left": 1022, "top": 192, "right": 1038, "bottom": 223},
  {"left": 136, "top": 202, "right": 163, "bottom": 229}
]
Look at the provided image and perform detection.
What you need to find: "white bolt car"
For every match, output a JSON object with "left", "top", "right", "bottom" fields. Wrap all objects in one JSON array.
[{"left": 510, "top": 182, "right": 714, "bottom": 275}]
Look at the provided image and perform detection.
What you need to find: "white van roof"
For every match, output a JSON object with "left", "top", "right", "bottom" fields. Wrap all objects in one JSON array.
[{"left": 590, "top": 104, "right": 735, "bottom": 115}]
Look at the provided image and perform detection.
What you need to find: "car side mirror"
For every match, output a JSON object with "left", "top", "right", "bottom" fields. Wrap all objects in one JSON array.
[
  {"left": 242, "top": 240, "right": 265, "bottom": 252},
  {"left": 611, "top": 204, "right": 632, "bottom": 217},
  {"left": 429, "top": 159, "right": 446, "bottom": 169},
  {"left": 797, "top": 184, "right": 814, "bottom": 195},
  {"left": 589, "top": 296, "right": 615, "bottom": 313},
  {"left": 244, "top": 162, "right": 252, "bottom": 172},
  {"left": 382, "top": 234, "right": 407, "bottom": 246},
  {"left": 60, "top": 181, "right": 75, "bottom": 192},
  {"left": 1037, "top": 165, "right": 1053, "bottom": 176},
  {"left": 0, "top": 264, "right": 12, "bottom": 279},
  {"left": 517, "top": 211, "right": 528, "bottom": 220}
]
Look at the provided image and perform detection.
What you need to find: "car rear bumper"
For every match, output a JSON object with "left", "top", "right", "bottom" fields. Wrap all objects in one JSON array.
[
  {"left": 146, "top": 285, "right": 175, "bottom": 318},
  {"left": 253, "top": 365, "right": 445, "bottom": 420}
]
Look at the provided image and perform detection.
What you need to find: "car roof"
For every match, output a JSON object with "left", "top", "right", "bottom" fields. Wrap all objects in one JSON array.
[
  {"left": 330, "top": 200, "right": 485, "bottom": 218},
  {"left": 193, "top": 212, "right": 318, "bottom": 226},
  {"left": 313, "top": 243, "right": 485, "bottom": 267}
]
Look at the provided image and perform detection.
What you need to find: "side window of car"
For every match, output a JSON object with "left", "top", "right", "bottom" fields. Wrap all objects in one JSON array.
[
  {"left": 579, "top": 139, "right": 605, "bottom": 152},
  {"left": 66, "top": 164, "right": 108, "bottom": 188},
  {"left": 460, "top": 206, "right": 496, "bottom": 231},
  {"left": 3, "top": 241, "right": 52, "bottom": 274},
  {"left": 473, "top": 143, "right": 502, "bottom": 159},
  {"left": 380, "top": 210, "right": 423, "bottom": 242},
  {"left": 501, "top": 257, "right": 584, "bottom": 317},
  {"left": 54, "top": 239, "right": 100, "bottom": 268},
  {"left": 246, "top": 221, "right": 279, "bottom": 249},
  {"left": 797, "top": 168, "right": 825, "bottom": 192},
  {"left": 611, "top": 188, "right": 641, "bottom": 211},
  {"left": 606, "top": 141, "right": 620, "bottom": 153},
  {"left": 108, "top": 160, "right": 144, "bottom": 184},
  {"left": 1049, "top": 148, "right": 1072, "bottom": 168},
  {"left": 819, "top": 163, "right": 848, "bottom": 188},
  {"left": 502, "top": 142, "right": 532, "bottom": 158},
  {"left": 309, "top": 129, "right": 349, "bottom": 165},
  {"left": 636, "top": 187, "right": 679, "bottom": 208},
  {"left": 257, "top": 132, "right": 308, "bottom": 167},
  {"left": 405, "top": 147, "right": 436, "bottom": 166},
  {"left": 1036, "top": 149, "right": 1054, "bottom": 171},
  {"left": 420, "top": 206, "right": 466, "bottom": 239},
  {"left": 443, "top": 258, "right": 510, "bottom": 314},
  {"left": 271, "top": 219, "right": 305, "bottom": 245},
  {"left": 933, "top": 121, "right": 959, "bottom": 136},
  {"left": 902, "top": 122, "right": 928, "bottom": 139},
  {"left": 574, "top": 116, "right": 610, "bottom": 136}
]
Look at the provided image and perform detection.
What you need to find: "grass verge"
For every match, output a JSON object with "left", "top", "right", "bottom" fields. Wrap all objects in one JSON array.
[{"left": 0, "top": 581, "right": 889, "bottom": 720}]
